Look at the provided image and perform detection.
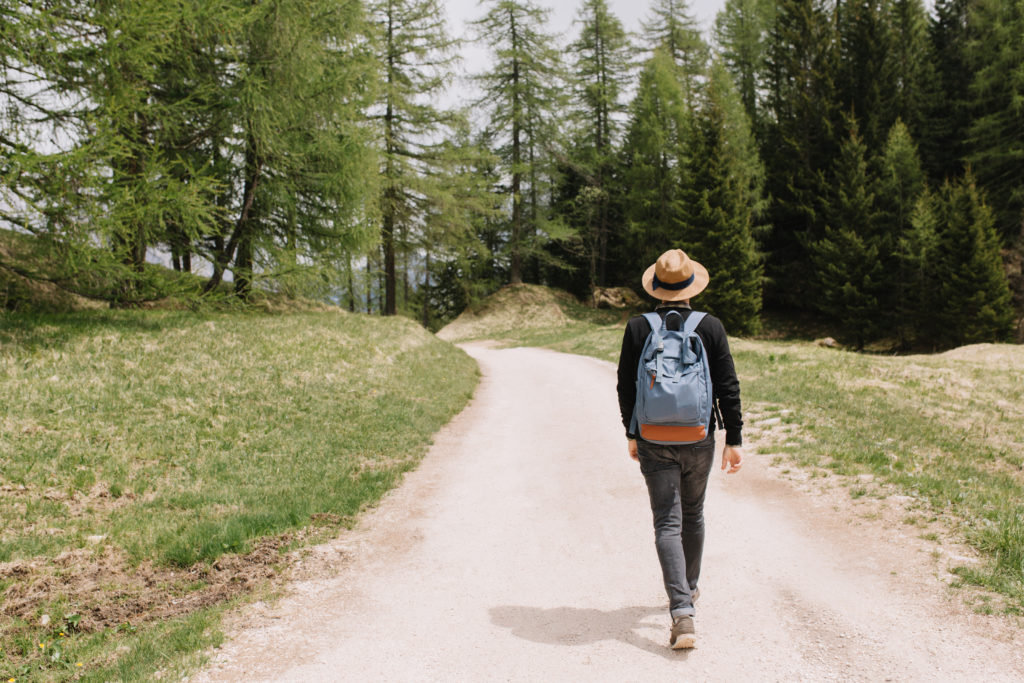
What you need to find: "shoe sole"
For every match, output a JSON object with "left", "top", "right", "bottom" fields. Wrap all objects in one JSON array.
[{"left": 671, "top": 634, "right": 696, "bottom": 649}]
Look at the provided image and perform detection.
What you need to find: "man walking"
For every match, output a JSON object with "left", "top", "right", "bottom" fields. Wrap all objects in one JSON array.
[{"left": 616, "top": 248, "right": 746, "bottom": 649}]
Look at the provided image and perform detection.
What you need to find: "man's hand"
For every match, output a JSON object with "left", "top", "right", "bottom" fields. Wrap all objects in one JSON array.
[
  {"left": 721, "top": 445, "right": 744, "bottom": 474},
  {"left": 628, "top": 439, "right": 638, "bottom": 462}
]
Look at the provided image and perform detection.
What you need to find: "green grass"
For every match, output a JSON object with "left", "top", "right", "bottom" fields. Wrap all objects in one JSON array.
[
  {"left": 0, "top": 308, "right": 478, "bottom": 680},
  {"left": 481, "top": 313, "right": 1024, "bottom": 613}
]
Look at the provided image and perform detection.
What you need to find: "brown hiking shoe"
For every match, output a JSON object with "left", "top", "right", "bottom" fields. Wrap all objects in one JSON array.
[{"left": 670, "top": 615, "right": 696, "bottom": 649}]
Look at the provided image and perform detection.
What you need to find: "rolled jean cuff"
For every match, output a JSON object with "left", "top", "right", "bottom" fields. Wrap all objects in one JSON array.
[{"left": 671, "top": 606, "right": 695, "bottom": 619}]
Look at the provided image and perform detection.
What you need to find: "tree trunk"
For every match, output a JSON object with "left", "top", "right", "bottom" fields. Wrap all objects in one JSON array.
[
  {"left": 347, "top": 253, "right": 356, "bottom": 312},
  {"left": 205, "top": 132, "right": 261, "bottom": 295},
  {"left": 509, "top": 9, "right": 523, "bottom": 285},
  {"left": 365, "top": 254, "right": 372, "bottom": 314},
  {"left": 421, "top": 250, "right": 431, "bottom": 328},
  {"left": 382, "top": 3, "right": 398, "bottom": 315},
  {"left": 234, "top": 234, "right": 253, "bottom": 298},
  {"left": 383, "top": 202, "right": 397, "bottom": 315}
]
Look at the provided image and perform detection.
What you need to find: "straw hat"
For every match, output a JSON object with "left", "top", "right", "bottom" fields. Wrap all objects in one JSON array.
[{"left": 641, "top": 249, "right": 709, "bottom": 301}]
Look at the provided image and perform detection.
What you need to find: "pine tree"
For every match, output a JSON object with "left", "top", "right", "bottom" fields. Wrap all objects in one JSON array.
[
  {"left": 762, "top": 0, "right": 841, "bottom": 308},
  {"left": 686, "top": 61, "right": 765, "bottom": 334},
  {"left": 641, "top": 0, "right": 710, "bottom": 99},
  {"left": 812, "top": 121, "right": 886, "bottom": 349},
  {"left": 620, "top": 51, "right": 693, "bottom": 283},
  {"left": 966, "top": 0, "right": 1024, "bottom": 241},
  {"left": 564, "top": 0, "right": 632, "bottom": 290},
  {"left": 713, "top": 0, "right": 775, "bottom": 129},
  {"left": 473, "top": 0, "right": 566, "bottom": 285},
  {"left": 920, "top": 173, "right": 1015, "bottom": 347}
]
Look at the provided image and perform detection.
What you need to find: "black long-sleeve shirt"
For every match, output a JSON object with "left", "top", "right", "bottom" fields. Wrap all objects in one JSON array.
[{"left": 616, "top": 304, "right": 743, "bottom": 446}]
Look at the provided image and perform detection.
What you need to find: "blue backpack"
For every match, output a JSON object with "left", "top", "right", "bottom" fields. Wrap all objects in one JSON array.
[{"left": 629, "top": 311, "right": 713, "bottom": 445}]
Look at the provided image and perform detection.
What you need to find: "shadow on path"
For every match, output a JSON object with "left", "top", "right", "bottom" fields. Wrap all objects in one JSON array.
[{"left": 490, "top": 605, "right": 691, "bottom": 661}]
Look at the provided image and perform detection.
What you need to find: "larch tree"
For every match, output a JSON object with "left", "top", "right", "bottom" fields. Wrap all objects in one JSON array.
[
  {"left": 203, "top": 0, "right": 379, "bottom": 299},
  {"left": 370, "top": 0, "right": 462, "bottom": 316},
  {"left": 565, "top": 0, "right": 632, "bottom": 290},
  {"left": 641, "top": 0, "right": 709, "bottom": 100},
  {"left": 472, "top": 0, "right": 566, "bottom": 285}
]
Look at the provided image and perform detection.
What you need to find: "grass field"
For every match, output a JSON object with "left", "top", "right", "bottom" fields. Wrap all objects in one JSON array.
[
  {"left": 0, "top": 309, "right": 478, "bottom": 681},
  {"left": 440, "top": 291, "right": 1024, "bottom": 614}
]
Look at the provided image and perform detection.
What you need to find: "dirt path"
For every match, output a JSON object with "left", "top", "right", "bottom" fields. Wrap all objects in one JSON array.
[{"left": 192, "top": 345, "right": 1023, "bottom": 682}]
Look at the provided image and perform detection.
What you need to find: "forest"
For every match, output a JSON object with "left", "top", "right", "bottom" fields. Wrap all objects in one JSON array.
[{"left": 1, "top": 0, "right": 1021, "bottom": 350}]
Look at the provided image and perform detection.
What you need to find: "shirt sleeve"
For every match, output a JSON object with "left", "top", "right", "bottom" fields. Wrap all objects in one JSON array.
[
  {"left": 616, "top": 317, "right": 643, "bottom": 438},
  {"left": 698, "top": 315, "right": 743, "bottom": 446}
]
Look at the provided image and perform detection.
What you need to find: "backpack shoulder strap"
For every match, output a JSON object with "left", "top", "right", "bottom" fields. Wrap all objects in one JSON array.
[
  {"left": 641, "top": 312, "right": 662, "bottom": 334},
  {"left": 682, "top": 311, "right": 706, "bottom": 336}
]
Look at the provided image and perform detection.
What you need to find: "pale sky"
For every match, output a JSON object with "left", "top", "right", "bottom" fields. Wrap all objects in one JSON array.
[
  {"left": 443, "top": 0, "right": 727, "bottom": 105},
  {"left": 444, "top": 0, "right": 726, "bottom": 39}
]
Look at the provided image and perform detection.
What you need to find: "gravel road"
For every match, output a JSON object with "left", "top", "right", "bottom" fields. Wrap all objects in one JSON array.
[{"left": 193, "top": 344, "right": 1024, "bottom": 682}]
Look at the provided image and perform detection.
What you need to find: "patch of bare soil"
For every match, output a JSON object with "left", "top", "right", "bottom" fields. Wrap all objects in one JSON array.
[{"left": 0, "top": 521, "right": 342, "bottom": 637}]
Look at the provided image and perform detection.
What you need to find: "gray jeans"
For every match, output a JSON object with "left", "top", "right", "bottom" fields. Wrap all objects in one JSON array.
[{"left": 637, "top": 436, "right": 716, "bottom": 619}]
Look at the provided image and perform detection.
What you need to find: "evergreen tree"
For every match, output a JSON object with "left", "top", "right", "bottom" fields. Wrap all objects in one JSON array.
[
  {"left": 370, "top": 0, "right": 462, "bottom": 315},
  {"left": 811, "top": 121, "right": 886, "bottom": 349},
  {"left": 564, "top": 0, "right": 632, "bottom": 290},
  {"left": 686, "top": 61, "right": 765, "bottom": 334},
  {"left": 876, "top": 120, "right": 927, "bottom": 345},
  {"left": 473, "top": 0, "right": 566, "bottom": 285},
  {"left": 919, "top": 173, "right": 1015, "bottom": 347},
  {"left": 901, "top": 189, "right": 943, "bottom": 341},
  {"left": 921, "top": 0, "right": 972, "bottom": 184},
  {"left": 641, "top": 0, "right": 709, "bottom": 99},
  {"left": 888, "top": 0, "right": 933, "bottom": 142},
  {"left": 834, "top": 0, "right": 899, "bottom": 151},
  {"left": 713, "top": 0, "right": 775, "bottom": 129},
  {"left": 966, "top": 0, "right": 1024, "bottom": 241},
  {"left": 620, "top": 51, "right": 693, "bottom": 282},
  {"left": 762, "top": 0, "right": 840, "bottom": 308}
]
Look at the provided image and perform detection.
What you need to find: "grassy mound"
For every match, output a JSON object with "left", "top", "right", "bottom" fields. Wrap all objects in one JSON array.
[
  {"left": 437, "top": 283, "right": 635, "bottom": 344},
  {"left": 0, "top": 308, "right": 477, "bottom": 681}
]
